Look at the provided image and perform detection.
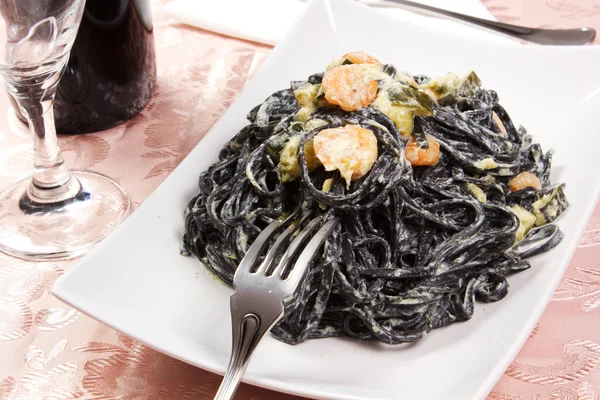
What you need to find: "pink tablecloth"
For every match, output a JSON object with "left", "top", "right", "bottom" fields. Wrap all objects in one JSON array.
[{"left": 1, "top": 1, "right": 599, "bottom": 399}]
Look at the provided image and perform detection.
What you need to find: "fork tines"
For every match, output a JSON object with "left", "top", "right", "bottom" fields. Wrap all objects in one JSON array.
[{"left": 234, "top": 214, "right": 338, "bottom": 291}]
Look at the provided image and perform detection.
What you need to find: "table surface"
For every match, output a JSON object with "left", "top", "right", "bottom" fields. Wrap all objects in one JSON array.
[{"left": 1, "top": 1, "right": 600, "bottom": 399}]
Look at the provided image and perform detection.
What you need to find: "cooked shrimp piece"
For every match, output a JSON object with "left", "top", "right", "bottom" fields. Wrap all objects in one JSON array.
[
  {"left": 322, "top": 64, "right": 378, "bottom": 112},
  {"left": 342, "top": 51, "right": 383, "bottom": 66},
  {"left": 509, "top": 171, "right": 541, "bottom": 192},
  {"left": 313, "top": 125, "right": 378, "bottom": 188},
  {"left": 492, "top": 111, "right": 507, "bottom": 136},
  {"left": 404, "top": 136, "right": 440, "bottom": 167}
]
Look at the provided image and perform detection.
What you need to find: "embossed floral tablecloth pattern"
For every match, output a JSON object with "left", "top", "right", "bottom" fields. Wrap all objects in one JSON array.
[{"left": 0, "top": 0, "right": 599, "bottom": 399}]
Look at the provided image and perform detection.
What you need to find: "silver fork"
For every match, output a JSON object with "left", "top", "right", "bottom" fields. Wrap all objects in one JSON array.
[
  {"left": 213, "top": 214, "right": 339, "bottom": 400},
  {"left": 362, "top": 0, "right": 596, "bottom": 45}
]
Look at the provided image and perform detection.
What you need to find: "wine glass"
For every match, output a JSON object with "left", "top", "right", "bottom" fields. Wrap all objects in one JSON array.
[{"left": 0, "top": 0, "right": 130, "bottom": 260}]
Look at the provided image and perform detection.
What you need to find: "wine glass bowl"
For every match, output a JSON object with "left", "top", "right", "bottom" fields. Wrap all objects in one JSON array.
[
  {"left": 0, "top": 0, "right": 130, "bottom": 260},
  {"left": 1, "top": 1, "right": 80, "bottom": 78}
]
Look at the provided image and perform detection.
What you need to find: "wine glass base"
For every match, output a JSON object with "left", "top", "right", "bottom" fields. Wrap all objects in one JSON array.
[{"left": 0, "top": 171, "right": 130, "bottom": 261}]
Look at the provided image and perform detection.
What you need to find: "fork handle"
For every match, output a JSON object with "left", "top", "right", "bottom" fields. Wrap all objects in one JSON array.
[
  {"left": 362, "top": 0, "right": 596, "bottom": 45},
  {"left": 215, "top": 309, "right": 283, "bottom": 400},
  {"left": 214, "top": 313, "right": 268, "bottom": 400}
]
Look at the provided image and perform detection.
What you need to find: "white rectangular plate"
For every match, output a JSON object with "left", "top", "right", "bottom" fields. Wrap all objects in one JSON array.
[{"left": 53, "top": 1, "right": 600, "bottom": 399}]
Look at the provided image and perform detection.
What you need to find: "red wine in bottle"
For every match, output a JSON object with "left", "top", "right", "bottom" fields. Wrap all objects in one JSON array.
[{"left": 53, "top": 0, "right": 157, "bottom": 134}]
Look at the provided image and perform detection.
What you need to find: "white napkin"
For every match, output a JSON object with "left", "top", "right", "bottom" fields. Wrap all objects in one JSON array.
[{"left": 163, "top": 0, "right": 501, "bottom": 46}]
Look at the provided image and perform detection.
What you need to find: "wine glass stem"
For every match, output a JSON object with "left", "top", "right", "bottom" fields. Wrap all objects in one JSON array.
[{"left": 12, "top": 85, "right": 81, "bottom": 204}]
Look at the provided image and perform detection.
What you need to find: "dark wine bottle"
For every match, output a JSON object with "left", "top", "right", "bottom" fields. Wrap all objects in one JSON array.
[{"left": 52, "top": 0, "right": 157, "bottom": 134}]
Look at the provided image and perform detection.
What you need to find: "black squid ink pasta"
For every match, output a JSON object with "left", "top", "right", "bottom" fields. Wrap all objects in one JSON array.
[{"left": 181, "top": 53, "right": 568, "bottom": 345}]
